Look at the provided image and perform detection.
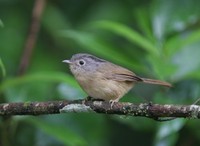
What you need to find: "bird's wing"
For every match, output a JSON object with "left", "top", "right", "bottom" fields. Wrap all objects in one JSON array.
[
  {"left": 99, "top": 62, "right": 143, "bottom": 82},
  {"left": 110, "top": 73, "right": 143, "bottom": 82}
]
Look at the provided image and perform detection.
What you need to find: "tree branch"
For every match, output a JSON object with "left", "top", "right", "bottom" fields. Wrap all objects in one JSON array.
[
  {"left": 0, "top": 100, "right": 200, "bottom": 120},
  {"left": 18, "top": 0, "right": 46, "bottom": 75}
]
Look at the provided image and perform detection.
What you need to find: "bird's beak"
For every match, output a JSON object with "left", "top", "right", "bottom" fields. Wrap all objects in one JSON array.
[{"left": 62, "top": 60, "right": 72, "bottom": 64}]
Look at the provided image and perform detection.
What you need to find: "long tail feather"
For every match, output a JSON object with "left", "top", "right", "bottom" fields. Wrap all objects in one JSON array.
[{"left": 141, "top": 78, "right": 172, "bottom": 87}]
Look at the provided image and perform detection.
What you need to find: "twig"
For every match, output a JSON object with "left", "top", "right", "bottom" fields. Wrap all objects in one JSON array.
[
  {"left": 18, "top": 0, "right": 46, "bottom": 75},
  {"left": 0, "top": 100, "right": 200, "bottom": 121}
]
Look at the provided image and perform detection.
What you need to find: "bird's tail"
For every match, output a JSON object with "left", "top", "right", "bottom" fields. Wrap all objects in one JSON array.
[{"left": 141, "top": 78, "right": 172, "bottom": 87}]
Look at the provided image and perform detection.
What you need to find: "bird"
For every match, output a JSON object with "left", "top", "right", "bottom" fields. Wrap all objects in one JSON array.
[{"left": 63, "top": 53, "right": 171, "bottom": 105}]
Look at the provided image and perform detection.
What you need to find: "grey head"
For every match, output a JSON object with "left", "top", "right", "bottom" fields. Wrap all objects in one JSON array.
[{"left": 63, "top": 53, "right": 106, "bottom": 75}]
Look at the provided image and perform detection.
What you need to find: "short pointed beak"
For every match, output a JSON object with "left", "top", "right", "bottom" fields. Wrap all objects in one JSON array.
[{"left": 62, "top": 60, "right": 72, "bottom": 64}]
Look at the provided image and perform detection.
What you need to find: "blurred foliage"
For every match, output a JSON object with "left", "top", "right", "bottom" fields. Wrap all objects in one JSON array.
[
  {"left": 0, "top": 0, "right": 200, "bottom": 146},
  {"left": 0, "top": 19, "right": 3, "bottom": 27}
]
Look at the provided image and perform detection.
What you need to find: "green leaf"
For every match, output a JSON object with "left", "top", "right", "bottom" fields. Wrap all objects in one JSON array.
[
  {"left": 0, "top": 57, "right": 6, "bottom": 78},
  {"left": 134, "top": 8, "right": 154, "bottom": 41},
  {"left": 91, "top": 20, "right": 159, "bottom": 56},
  {"left": 0, "top": 72, "right": 78, "bottom": 93},
  {"left": 27, "top": 117, "right": 87, "bottom": 146}
]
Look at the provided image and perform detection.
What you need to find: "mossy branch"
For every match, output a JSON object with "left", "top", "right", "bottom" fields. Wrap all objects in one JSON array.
[{"left": 0, "top": 100, "right": 200, "bottom": 121}]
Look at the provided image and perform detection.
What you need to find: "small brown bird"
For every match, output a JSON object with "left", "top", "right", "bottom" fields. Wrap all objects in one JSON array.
[{"left": 63, "top": 53, "right": 171, "bottom": 104}]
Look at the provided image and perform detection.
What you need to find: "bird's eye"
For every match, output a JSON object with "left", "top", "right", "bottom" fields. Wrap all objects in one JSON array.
[{"left": 79, "top": 60, "right": 85, "bottom": 66}]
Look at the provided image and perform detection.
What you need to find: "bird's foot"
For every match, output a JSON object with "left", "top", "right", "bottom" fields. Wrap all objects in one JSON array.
[{"left": 109, "top": 99, "right": 119, "bottom": 109}]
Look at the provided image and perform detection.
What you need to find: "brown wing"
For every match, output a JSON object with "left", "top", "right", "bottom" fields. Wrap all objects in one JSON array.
[
  {"left": 97, "top": 61, "right": 171, "bottom": 87},
  {"left": 108, "top": 73, "right": 142, "bottom": 82},
  {"left": 98, "top": 62, "right": 143, "bottom": 82}
]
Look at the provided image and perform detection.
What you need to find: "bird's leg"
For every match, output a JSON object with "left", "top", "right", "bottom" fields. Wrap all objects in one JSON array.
[
  {"left": 109, "top": 98, "right": 120, "bottom": 109},
  {"left": 85, "top": 96, "right": 105, "bottom": 101},
  {"left": 86, "top": 96, "right": 93, "bottom": 101}
]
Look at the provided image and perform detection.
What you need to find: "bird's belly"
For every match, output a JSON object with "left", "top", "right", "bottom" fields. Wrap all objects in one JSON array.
[{"left": 77, "top": 77, "right": 134, "bottom": 101}]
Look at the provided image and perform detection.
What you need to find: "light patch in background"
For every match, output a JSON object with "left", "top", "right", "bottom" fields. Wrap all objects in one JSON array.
[
  {"left": 57, "top": 83, "right": 86, "bottom": 100},
  {"left": 172, "top": 42, "right": 200, "bottom": 80},
  {"left": 154, "top": 119, "right": 186, "bottom": 146},
  {"left": 0, "top": 19, "right": 3, "bottom": 27}
]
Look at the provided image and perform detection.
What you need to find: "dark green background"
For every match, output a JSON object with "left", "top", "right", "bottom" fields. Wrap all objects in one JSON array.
[{"left": 1, "top": 0, "right": 200, "bottom": 146}]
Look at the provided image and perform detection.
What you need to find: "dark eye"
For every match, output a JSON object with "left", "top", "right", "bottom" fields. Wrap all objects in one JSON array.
[{"left": 79, "top": 60, "right": 85, "bottom": 65}]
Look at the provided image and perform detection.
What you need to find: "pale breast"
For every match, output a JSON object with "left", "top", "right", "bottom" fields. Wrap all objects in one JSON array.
[{"left": 76, "top": 73, "right": 134, "bottom": 101}]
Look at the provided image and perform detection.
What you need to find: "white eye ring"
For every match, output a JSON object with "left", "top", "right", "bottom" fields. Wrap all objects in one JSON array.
[{"left": 78, "top": 60, "right": 85, "bottom": 66}]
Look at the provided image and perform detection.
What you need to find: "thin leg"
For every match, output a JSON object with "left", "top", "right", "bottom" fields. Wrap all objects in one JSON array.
[
  {"left": 86, "top": 96, "right": 92, "bottom": 101},
  {"left": 86, "top": 96, "right": 105, "bottom": 101},
  {"left": 109, "top": 98, "right": 120, "bottom": 108}
]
